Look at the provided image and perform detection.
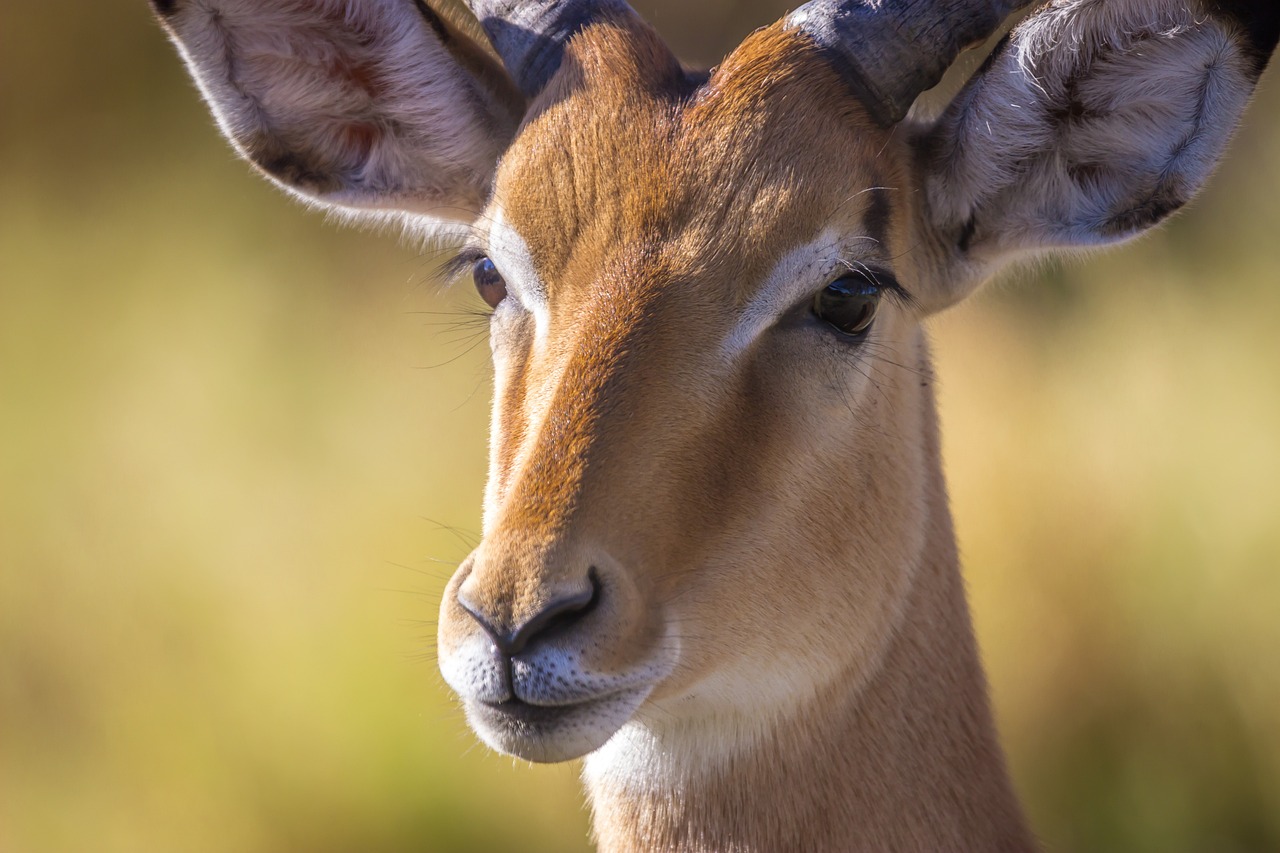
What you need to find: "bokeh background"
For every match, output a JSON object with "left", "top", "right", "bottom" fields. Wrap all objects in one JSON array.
[{"left": 2, "top": 1, "right": 1279, "bottom": 851}]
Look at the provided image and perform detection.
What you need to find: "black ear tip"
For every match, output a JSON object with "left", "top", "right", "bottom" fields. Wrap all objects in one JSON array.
[
  {"left": 149, "top": 0, "right": 179, "bottom": 18},
  {"left": 1206, "top": 0, "right": 1280, "bottom": 72}
]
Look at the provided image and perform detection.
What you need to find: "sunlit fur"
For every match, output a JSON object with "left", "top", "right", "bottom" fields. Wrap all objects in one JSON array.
[
  {"left": 917, "top": 0, "right": 1262, "bottom": 306},
  {"left": 434, "top": 21, "right": 1033, "bottom": 849},
  {"left": 153, "top": 0, "right": 523, "bottom": 232},
  {"left": 156, "top": 0, "right": 1273, "bottom": 850}
]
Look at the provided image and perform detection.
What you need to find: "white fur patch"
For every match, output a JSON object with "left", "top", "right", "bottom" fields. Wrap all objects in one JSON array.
[
  {"left": 922, "top": 0, "right": 1258, "bottom": 277},
  {"left": 721, "top": 229, "right": 864, "bottom": 358},
  {"left": 157, "top": 0, "right": 519, "bottom": 234},
  {"left": 488, "top": 206, "right": 550, "bottom": 345}
]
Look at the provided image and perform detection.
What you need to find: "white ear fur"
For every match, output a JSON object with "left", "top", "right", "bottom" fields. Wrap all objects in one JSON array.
[
  {"left": 154, "top": 0, "right": 524, "bottom": 237},
  {"left": 916, "top": 0, "right": 1269, "bottom": 302}
]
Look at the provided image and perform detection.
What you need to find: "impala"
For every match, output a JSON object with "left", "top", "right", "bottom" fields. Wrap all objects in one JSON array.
[{"left": 153, "top": 0, "right": 1277, "bottom": 849}]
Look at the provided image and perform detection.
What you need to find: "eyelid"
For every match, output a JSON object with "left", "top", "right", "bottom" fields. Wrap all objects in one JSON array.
[
  {"left": 442, "top": 246, "right": 488, "bottom": 285},
  {"left": 832, "top": 263, "right": 912, "bottom": 308},
  {"left": 781, "top": 265, "right": 907, "bottom": 320}
]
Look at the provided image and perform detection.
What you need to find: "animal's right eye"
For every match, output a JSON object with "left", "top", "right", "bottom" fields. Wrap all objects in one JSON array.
[{"left": 473, "top": 257, "right": 507, "bottom": 309}]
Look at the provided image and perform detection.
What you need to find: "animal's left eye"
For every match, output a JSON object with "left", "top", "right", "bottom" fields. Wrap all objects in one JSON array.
[
  {"left": 812, "top": 276, "right": 881, "bottom": 337},
  {"left": 473, "top": 256, "right": 507, "bottom": 309}
]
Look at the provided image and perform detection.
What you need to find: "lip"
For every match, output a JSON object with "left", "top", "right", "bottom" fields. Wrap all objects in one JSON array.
[
  {"left": 473, "top": 689, "right": 627, "bottom": 728},
  {"left": 464, "top": 687, "right": 652, "bottom": 763},
  {"left": 478, "top": 697, "right": 585, "bottom": 725}
]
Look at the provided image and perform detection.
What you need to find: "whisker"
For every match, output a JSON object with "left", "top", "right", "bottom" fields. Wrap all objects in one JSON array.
[{"left": 419, "top": 517, "right": 481, "bottom": 549}]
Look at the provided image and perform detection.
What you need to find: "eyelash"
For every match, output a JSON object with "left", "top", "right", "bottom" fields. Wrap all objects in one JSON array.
[
  {"left": 441, "top": 251, "right": 912, "bottom": 329},
  {"left": 833, "top": 264, "right": 911, "bottom": 308},
  {"left": 441, "top": 247, "right": 488, "bottom": 286}
]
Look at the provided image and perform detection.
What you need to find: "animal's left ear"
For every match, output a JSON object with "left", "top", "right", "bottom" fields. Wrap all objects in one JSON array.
[{"left": 913, "top": 0, "right": 1279, "bottom": 308}]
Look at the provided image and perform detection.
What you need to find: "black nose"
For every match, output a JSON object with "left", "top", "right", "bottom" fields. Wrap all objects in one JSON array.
[{"left": 458, "top": 570, "right": 601, "bottom": 657}]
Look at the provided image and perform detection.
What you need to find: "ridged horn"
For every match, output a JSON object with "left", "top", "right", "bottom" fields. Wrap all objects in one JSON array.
[
  {"left": 464, "top": 0, "right": 636, "bottom": 97},
  {"left": 787, "top": 0, "right": 1039, "bottom": 126}
]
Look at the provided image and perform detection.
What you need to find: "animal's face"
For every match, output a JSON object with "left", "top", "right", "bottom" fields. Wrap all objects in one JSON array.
[
  {"left": 437, "top": 21, "right": 934, "bottom": 761},
  {"left": 153, "top": 0, "right": 1277, "bottom": 765}
]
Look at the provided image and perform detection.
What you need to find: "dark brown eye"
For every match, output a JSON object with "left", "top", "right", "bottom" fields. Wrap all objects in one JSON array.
[
  {"left": 813, "top": 277, "right": 881, "bottom": 338},
  {"left": 473, "top": 256, "right": 507, "bottom": 309}
]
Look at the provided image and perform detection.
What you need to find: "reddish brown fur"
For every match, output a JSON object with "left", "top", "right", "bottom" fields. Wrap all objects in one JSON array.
[
  {"left": 157, "top": 0, "right": 1275, "bottom": 847},
  {"left": 440, "top": 18, "right": 1036, "bottom": 851}
]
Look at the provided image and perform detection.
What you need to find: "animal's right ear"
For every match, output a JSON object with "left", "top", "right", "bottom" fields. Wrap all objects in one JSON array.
[{"left": 151, "top": 0, "right": 525, "bottom": 235}]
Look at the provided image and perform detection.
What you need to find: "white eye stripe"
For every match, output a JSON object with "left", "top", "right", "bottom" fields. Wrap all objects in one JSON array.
[
  {"left": 721, "top": 230, "right": 852, "bottom": 358},
  {"left": 486, "top": 206, "right": 549, "bottom": 345},
  {"left": 483, "top": 217, "right": 877, "bottom": 359}
]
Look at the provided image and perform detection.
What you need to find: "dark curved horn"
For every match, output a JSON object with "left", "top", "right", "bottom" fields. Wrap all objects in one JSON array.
[
  {"left": 787, "top": 0, "right": 1039, "bottom": 126},
  {"left": 464, "top": 0, "right": 636, "bottom": 97}
]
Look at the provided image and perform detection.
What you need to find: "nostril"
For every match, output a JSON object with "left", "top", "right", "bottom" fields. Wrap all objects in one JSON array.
[
  {"left": 455, "top": 589, "right": 498, "bottom": 642},
  {"left": 459, "top": 569, "right": 602, "bottom": 658},
  {"left": 506, "top": 568, "right": 600, "bottom": 656}
]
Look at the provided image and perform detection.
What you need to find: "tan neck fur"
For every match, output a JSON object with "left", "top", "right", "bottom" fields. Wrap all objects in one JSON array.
[
  {"left": 584, "top": 382, "right": 1036, "bottom": 853},
  {"left": 158, "top": 1, "right": 1278, "bottom": 849}
]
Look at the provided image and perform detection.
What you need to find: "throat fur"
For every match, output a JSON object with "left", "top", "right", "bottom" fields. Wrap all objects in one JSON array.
[{"left": 585, "top": 410, "right": 1035, "bottom": 853}]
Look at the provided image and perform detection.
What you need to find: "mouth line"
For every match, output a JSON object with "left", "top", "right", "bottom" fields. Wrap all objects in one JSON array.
[
  {"left": 478, "top": 690, "right": 621, "bottom": 720},
  {"left": 465, "top": 683, "right": 658, "bottom": 762},
  {"left": 478, "top": 698, "right": 570, "bottom": 725}
]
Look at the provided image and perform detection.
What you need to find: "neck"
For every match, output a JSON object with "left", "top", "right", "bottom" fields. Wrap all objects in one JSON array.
[{"left": 582, "top": 400, "right": 1036, "bottom": 852}]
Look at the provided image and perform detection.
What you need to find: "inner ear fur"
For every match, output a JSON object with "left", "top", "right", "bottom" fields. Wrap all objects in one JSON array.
[
  {"left": 912, "top": 0, "right": 1278, "bottom": 306},
  {"left": 153, "top": 0, "right": 525, "bottom": 232}
]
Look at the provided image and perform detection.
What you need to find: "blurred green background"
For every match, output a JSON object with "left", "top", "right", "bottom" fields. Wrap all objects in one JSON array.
[{"left": 2, "top": 1, "right": 1279, "bottom": 851}]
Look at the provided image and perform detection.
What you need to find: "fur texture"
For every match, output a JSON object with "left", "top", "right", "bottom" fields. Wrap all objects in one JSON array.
[
  {"left": 914, "top": 0, "right": 1265, "bottom": 307},
  {"left": 153, "top": 0, "right": 523, "bottom": 230},
  {"left": 153, "top": 1, "right": 1276, "bottom": 850}
]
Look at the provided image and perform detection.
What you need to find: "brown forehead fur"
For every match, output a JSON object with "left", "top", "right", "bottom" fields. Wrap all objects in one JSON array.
[
  {"left": 498, "top": 18, "right": 899, "bottom": 290},
  {"left": 484, "top": 18, "right": 905, "bottom": 547}
]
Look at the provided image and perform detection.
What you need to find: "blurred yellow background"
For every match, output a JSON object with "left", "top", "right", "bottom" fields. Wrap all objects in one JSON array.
[{"left": 2, "top": 2, "right": 1278, "bottom": 851}]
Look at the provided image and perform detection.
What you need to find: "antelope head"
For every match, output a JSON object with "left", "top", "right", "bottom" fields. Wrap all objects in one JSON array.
[{"left": 154, "top": 0, "right": 1277, "bottom": 844}]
